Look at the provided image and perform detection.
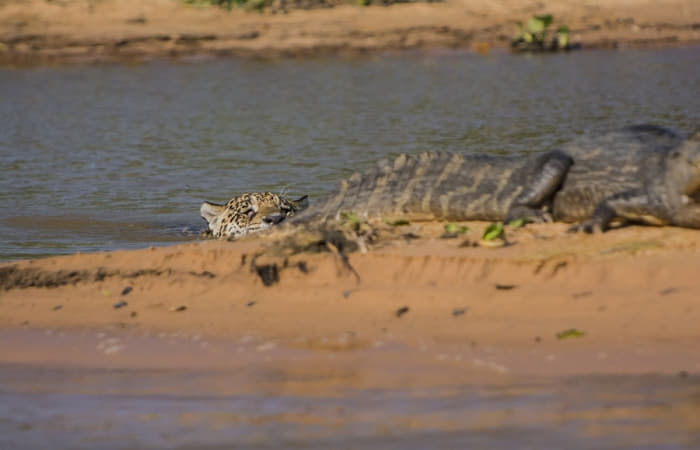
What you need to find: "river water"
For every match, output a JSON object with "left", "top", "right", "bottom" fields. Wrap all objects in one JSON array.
[
  {"left": 1, "top": 47, "right": 699, "bottom": 260},
  {"left": 1, "top": 329, "right": 699, "bottom": 449},
  {"left": 2, "top": 48, "right": 700, "bottom": 448}
]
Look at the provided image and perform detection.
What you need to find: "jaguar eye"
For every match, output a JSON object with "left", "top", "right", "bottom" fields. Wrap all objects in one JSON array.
[
  {"left": 245, "top": 208, "right": 256, "bottom": 219},
  {"left": 281, "top": 203, "right": 296, "bottom": 213}
]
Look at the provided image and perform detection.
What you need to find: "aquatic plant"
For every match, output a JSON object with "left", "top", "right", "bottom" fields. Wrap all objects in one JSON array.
[{"left": 511, "top": 14, "right": 573, "bottom": 52}]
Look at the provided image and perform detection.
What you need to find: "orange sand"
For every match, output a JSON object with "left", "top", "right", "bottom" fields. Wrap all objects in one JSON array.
[
  {"left": 2, "top": 222, "right": 699, "bottom": 381},
  {"left": 0, "top": 0, "right": 698, "bottom": 65}
]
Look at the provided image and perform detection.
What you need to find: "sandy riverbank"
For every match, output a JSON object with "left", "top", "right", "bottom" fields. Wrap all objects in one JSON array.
[
  {"left": 2, "top": 221, "right": 699, "bottom": 381},
  {"left": 0, "top": 0, "right": 698, "bottom": 65}
]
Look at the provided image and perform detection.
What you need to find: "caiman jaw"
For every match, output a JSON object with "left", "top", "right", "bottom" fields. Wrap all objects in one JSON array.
[{"left": 688, "top": 184, "right": 700, "bottom": 203}]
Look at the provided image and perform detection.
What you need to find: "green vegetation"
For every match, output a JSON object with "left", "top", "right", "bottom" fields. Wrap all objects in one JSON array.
[
  {"left": 339, "top": 212, "right": 362, "bottom": 228},
  {"left": 507, "top": 217, "right": 526, "bottom": 229},
  {"left": 556, "top": 328, "right": 586, "bottom": 339},
  {"left": 482, "top": 222, "right": 505, "bottom": 241},
  {"left": 511, "top": 14, "right": 573, "bottom": 52},
  {"left": 441, "top": 222, "right": 469, "bottom": 239},
  {"left": 182, "top": 0, "right": 232, "bottom": 8},
  {"left": 444, "top": 223, "right": 469, "bottom": 235}
]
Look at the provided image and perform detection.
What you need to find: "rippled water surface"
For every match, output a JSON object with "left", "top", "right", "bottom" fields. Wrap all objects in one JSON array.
[
  {"left": 3, "top": 371, "right": 698, "bottom": 450},
  {"left": 1, "top": 329, "right": 699, "bottom": 449},
  {"left": 1, "top": 48, "right": 699, "bottom": 259}
]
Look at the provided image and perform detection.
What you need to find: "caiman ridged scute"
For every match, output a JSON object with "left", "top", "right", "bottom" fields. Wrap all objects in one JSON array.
[{"left": 293, "top": 125, "right": 700, "bottom": 232}]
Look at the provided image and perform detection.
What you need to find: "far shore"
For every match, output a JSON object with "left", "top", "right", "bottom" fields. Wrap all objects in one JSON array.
[{"left": 1, "top": 0, "right": 699, "bottom": 66}]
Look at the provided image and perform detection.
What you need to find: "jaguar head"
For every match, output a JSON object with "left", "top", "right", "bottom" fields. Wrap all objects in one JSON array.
[{"left": 200, "top": 192, "right": 308, "bottom": 239}]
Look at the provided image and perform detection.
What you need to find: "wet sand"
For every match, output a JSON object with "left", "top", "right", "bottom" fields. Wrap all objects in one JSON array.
[
  {"left": 2, "top": 222, "right": 700, "bottom": 380},
  {"left": 1, "top": 0, "right": 699, "bottom": 65}
]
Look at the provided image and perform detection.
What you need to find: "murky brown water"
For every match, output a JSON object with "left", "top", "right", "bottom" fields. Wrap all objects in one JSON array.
[{"left": 1, "top": 48, "right": 699, "bottom": 260}]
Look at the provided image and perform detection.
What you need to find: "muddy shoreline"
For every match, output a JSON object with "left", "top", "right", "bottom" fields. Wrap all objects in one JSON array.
[
  {"left": 2, "top": 222, "right": 700, "bottom": 379},
  {"left": 1, "top": 0, "right": 699, "bottom": 66}
]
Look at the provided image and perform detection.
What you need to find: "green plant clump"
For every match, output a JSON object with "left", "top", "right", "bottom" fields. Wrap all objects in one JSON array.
[
  {"left": 444, "top": 223, "right": 469, "bottom": 235},
  {"left": 507, "top": 217, "right": 527, "bottom": 229},
  {"left": 556, "top": 328, "right": 585, "bottom": 340},
  {"left": 340, "top": 212, "right": 362, "bottom": 228},
  {"left": 482, "top": 223, "right": 505, "bottom": 241},
  {"left": 511, "top": 14, "right": 572, "bottom": 52}
]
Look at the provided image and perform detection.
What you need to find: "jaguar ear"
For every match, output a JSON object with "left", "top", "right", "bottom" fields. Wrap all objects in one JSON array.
[
  {"left": 200, "top": 201, "right": 225, "bottom": 224},
  {"left": 291, "top": 195, "right": 309, "bottom": 211}
]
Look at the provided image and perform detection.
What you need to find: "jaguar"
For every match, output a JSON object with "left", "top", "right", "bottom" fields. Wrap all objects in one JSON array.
[{"left": 200, "top": 192, "right": 308, "bottom": 239}]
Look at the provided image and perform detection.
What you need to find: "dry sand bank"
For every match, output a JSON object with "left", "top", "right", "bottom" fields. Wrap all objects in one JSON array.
[
  {"left": 2, "top": 222, "right": 700, "bottom": 381},
  {"left": 0, "top": 0, "right": 698, "bottom": 65}
]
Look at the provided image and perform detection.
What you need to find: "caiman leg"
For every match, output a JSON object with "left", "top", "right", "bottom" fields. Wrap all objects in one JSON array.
[
  {"left": 568, "top": 191, "right": 664, "bottom": 233},
  {"left": 672, "top": 203, "right": 700, "bottom": 229},
  {"left": 505, "top": 150, "right": 573, "bottom": 223}
]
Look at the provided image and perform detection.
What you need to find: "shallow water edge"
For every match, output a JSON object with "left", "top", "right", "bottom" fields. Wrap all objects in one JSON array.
[{"left": 1, "top": 328, "right": 699, "bottom": 449}]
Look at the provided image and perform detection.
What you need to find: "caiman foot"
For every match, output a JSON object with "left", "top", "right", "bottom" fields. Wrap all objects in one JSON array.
[
  {"left": 505, "top": 206, "right": 552, "bottom": 225},
  {"left": 567, "top": 221, "right": 604, "bottom": 234}
]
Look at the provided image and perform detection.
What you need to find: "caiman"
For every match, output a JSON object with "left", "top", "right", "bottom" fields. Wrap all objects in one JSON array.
[{"left": 292, "top": 125, "right": 700, "bottom": 232}]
